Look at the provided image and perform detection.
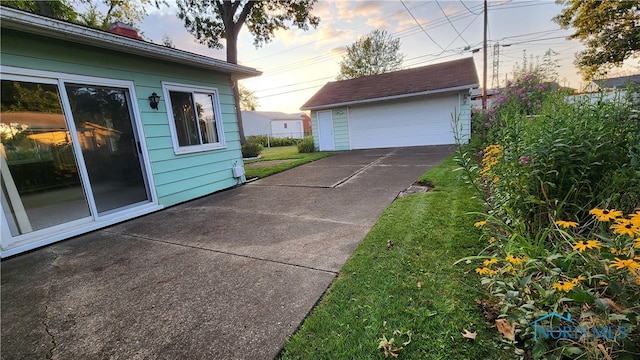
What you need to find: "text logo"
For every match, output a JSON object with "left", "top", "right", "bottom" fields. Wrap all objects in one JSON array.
[{"left": 532, "top": 312, "right": 627, "bottom": 341}]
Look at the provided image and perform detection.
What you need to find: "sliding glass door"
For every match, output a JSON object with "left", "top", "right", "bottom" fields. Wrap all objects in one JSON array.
[
  {"left": 1, "top": 75, "right": 151, "bottom": 248},
  {"left": 1, "top": 79, "right": 91, "bottom": 236},
  {"left": 65, "top": 84, "right": 149, "bottom": 214}
]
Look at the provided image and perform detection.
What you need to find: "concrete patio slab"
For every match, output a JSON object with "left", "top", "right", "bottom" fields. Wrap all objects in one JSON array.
[{"left": 1, "top": 145, "right": 454, "bottom": 359}]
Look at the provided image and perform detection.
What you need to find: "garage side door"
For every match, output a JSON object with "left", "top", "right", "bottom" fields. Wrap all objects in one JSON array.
[{"left": 349, "top": 94, "right": 459, "bottom": 149}]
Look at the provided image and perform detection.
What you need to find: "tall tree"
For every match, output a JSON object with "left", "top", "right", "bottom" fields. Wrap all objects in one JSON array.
[
  {"left": 2, "top": 0, "right": 79, "bottom": 22},
  {"left": 238, "top": 84, "right": 259, "bottom": 111},
  {"left": 337, "top": 29, "right": 405, "bottom": 80},
  {"left": 554, "top": 0, "right": 640, "bottom": 80},
  {"left": 176, "top": 0, "right": 320, "bottom": 143},
  {"left": 3, "top": 0, "right": 165, "bottom": 31}
]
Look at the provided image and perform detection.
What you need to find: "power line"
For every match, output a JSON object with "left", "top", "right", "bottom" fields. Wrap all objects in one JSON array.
[
  {"left": 436, "top": 0, "right": 470, "bottom": 46},
  {"left": 400, "top": 0, "right": 445, "bottom": 50},
  {"left": 460, "top": 0, "right": 481, "bottom": 15}
]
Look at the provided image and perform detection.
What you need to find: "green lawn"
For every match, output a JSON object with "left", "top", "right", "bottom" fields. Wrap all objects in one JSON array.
[
  {"left": 244, "top": 146, "right": 334, "bottom": 179},
  {"left": 279, "top": 156, "right": 510, "bottom": 359}
]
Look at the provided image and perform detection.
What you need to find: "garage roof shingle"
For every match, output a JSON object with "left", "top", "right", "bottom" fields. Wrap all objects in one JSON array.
[{"left": 301, "top": 57, "right": 478, "bottom": 110}]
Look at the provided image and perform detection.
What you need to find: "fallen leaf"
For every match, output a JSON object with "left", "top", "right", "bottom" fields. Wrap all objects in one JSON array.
[
  {"left": 495, "top": 319, "right": 515, "bottom": 341},
  {"left": 387, "top": 239, "right": 395, "bottom": 249},
  {"left": 417, "top": 281, "right": 421, "bottom": 289},
  {"left": 461, "top": 329, "right": 477, "bottom": 340}
]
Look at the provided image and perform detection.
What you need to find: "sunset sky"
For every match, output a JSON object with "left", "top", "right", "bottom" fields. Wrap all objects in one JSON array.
[{"left": 134, "top": 0, "right": 637, "bottom": 114}]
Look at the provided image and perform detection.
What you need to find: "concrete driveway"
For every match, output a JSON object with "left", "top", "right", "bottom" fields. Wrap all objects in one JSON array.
[{"left": 1, "top": 145, "right": 454, "bottom": 360}]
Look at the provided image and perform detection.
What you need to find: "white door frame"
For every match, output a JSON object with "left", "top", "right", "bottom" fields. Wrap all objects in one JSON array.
[{"left": 317, "top": 110, "right": 335, "bottom": 151}]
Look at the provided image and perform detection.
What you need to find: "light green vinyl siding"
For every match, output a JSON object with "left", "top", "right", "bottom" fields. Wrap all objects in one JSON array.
[
  {"left": 311, "top": 112, "right": 320, "bottom": 151},
  {"left": 1, "top": 29, "right": 243, "bottom": 207},
  {"left": 457, "top": 92, "right": 472, "bottom": 143},
  {"left": 332, "top": 109, "right": 350, "bottom": 150},
  {"left": 310, "top": 108, "right": 350, "bottom": 151}
]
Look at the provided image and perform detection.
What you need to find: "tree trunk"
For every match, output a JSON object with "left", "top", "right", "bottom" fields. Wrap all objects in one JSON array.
[{"left": 225, "top": 26, "right": 246, "bottom": 144}]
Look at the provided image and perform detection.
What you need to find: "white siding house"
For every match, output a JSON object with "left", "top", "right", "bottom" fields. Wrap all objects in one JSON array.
[{"left": 241, "top": 111, "right": 305, "bottom": 139}]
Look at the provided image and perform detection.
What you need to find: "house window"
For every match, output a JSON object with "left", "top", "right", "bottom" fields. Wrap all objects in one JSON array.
[
  {"left": 284, "top": 123, "right": 288, "bottom": 129},
  {"left": 163, "top": 83, "right": 225, "bottom": 154}
]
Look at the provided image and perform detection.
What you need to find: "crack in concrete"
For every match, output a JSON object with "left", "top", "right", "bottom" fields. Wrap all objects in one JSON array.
[
  {"left": 43, "top": 248, "right": 60, "bottom": 359},
  {"left": 101, "top": 230, "right": 340, "bottom": 275}
]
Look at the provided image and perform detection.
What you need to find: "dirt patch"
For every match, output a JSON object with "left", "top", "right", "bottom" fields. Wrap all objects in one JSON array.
[
  {"left": 396, "top": 181, "right": 434, "bottom": 198},
  {"left": 244, "top": 159, "right": 296, "bottom": 168}
]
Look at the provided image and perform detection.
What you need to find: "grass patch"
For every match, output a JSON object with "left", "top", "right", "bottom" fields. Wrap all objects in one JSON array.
[
  {"left": 279, "top": 156, "right": 510, "bottom": 359},
  {"left": 244, "top": 146, "right": 334, "bottom": 179}
]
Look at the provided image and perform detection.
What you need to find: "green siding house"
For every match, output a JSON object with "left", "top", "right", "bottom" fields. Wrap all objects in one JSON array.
[{"left": 0, "top": 7, "right": 261, "bottom": 257}]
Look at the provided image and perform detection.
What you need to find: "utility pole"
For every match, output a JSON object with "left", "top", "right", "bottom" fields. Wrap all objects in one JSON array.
[{"left": 482, "top": 0, "right": 488, "bottom": 110}]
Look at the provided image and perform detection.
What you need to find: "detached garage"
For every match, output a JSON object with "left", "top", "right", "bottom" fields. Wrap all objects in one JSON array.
[{"left": 301, "top": 58, "right": 479, "bottom": 150}]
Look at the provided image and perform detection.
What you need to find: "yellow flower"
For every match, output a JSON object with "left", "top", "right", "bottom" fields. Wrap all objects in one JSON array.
[
  {"left": 555, "top": 220, "right": 579, "bottom": 229},
  {"left": 505, "top": 255, "right": 525, "bottom": 265},
  {"left": 474, "top": 221, "right": 487, "bottom": 227},
  {"left": 483, "top": 258, "right": 498, "bottom": 266},
  {"left": 610, "top": 258, "right": 640, "bottom": 271},
  {"left": 629, "top": 210, "right": 640, "bottom": 226},
  {"left": 610, "top": 247, "right": 625, "bottom": 255},
  {"left": 610, "top": 218, "right": 640, "bottom": 237},
  {"left": 488, "top": 237, "right": 497, "bottom": 244},
  {"left": 634, "top": 239, "right": 640, "bottom": 249},
  {"left": 572, "top": 240, "right": 602, "bottom": 252},
  {"left": 571, "top": 275, "right": 586, "bottom": 285},
  {"left": 553, "top": 281, "right": 576, "bottom": 292},
  {"left": 492, "top": 177, "right": 500, "bottom": 184},
  {"left": 589, "top": 208, "right": 622, "bottom": 222},
  {"left": 475, "top": 267, "right": 497, "bottom": 275}
]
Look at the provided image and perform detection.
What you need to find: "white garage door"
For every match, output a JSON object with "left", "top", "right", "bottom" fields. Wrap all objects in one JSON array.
[{"left": 349, "top": 94, "right": 459, "bottom": 149}]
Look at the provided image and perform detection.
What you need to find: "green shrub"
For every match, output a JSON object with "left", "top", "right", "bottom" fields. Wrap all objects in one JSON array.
[
  {"left": 297, "top": 136, "right": 315, "bottom": 153},
  {"left": 246, "top": 135, "right": 302, "bottom": 147},
  {"left": 241, "top": 142, "right": 262, "bottom": 158}
]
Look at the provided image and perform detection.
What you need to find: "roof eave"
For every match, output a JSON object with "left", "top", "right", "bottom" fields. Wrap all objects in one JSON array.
[
  {"left": 301, "top": 83, "right": 479, "bottom": 111},
  {"left": 0, "top": 6, "right": 261, "bottom": 79}
]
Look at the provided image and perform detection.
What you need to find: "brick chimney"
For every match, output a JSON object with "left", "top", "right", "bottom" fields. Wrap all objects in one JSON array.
[{"left": 108, "top": 22, "right": 143, "bottom": 40}]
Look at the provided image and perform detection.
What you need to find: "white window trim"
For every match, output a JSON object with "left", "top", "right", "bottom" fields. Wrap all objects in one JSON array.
[{"left": 161, "top": 82, "right": 226, "bottom": 155}]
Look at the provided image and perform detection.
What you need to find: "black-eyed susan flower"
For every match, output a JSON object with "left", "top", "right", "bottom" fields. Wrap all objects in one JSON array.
[
  {"left": 635, "top": 239, "right": 640, "bottom": 249},
  {"left": 555, "top": 220, "right": 578, "bottom": 229},
  {"left": 505, "top": 255, "right": 525, "bottom": 265},
  {"left": 488, "top": 237, "right": 497, "bottom": 244},
  {"left": 572, "top": 240, "right": 602, "bottom": 252},
  {"left": 474, "top": 220, "right": 487, "bottom": 227},
  {"left": 552, "top": 281, "right": 576, "bottom": 292},
  {"left": 571, "top": 275, "right": 586, "bottom": 285},
  {"left": 610, "top": 247, "right": 626, "bottom": 256},
  {"left": 610, "top": 258, "right": 640, "bottom": 272},
  {"left": 589, "top": 208, "right": 622, "bottom": 222},
  {"left": 610, "top": 218, "right": 640, "bottom": 237},
  {"left": 483, "top": 258, "right": 498, "bottom": 266},
  {"left": 475, "top": 267, "right": 497, "bottom": 275}
]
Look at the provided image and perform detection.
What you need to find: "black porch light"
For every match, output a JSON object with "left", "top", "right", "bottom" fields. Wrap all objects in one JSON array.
[{"left": 148, "top": 92, "right": 160, "bottom": 110}]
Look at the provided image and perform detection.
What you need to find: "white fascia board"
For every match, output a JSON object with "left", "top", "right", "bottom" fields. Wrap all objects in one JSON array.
[
  {"left": 0, "top": 7, "right": 261, "bottom": 79},
  {"left": 303, "top": 83, "right": 480, "bottom": 111}
]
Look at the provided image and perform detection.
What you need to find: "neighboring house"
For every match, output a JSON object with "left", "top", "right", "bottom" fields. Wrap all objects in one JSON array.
[
  {"left": 301, "top": 58, "right": 479, "bottom": 151},
  {"left": 580, "top": 74, "right": 640, "bottom": 93},
  {"left": 0, "top": 7, "right": 260, "bottom": 257},
  {"left": 241, "top": 111, "right": 306, "bottom": 139},
  {"left": 470, "top": 88, "right": 500, "bottom": 109}
]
